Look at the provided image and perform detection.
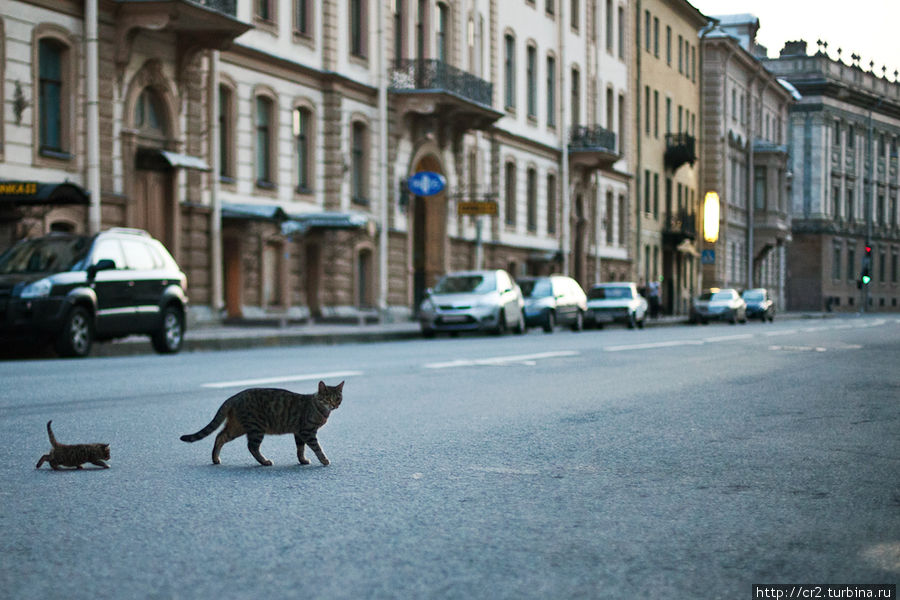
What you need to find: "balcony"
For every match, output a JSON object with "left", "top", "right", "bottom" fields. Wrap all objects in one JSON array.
[
  {"left": 389, "top": 60, "right": 503, "bottom": 132},
  {"left": 662, "top": 210, "right": 696, "bottom": 246},
  {"left": 115, "top": 0, "right": 251, "bottom": 72},
  {"left": 664, "top": 133, "right": 697, "bottom": 172},
  {"left": 568, "top": 125, "right": 620, "bottom": 170}
]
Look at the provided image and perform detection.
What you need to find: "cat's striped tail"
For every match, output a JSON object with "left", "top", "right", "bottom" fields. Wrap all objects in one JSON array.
[
  {"left": 46, "top": 420, "right": 59, "bottom": 448},
  {"left": 180, "top": 398, "right": 233, "bottom": 442}
]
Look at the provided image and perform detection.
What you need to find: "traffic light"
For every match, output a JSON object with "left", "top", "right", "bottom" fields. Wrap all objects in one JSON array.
[{"left": 860, "top": 245, "right": 872, "bottom": 286}]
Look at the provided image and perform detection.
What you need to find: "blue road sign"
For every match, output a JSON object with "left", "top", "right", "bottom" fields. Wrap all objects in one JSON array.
[
  {"left": 701, "top": 249, "right": 716, "bottom": 265},
  {"left": 407, "top": 171, "right": 446, "bottom": 197}
]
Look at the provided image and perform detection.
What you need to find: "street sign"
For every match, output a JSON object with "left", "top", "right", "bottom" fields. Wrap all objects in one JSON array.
[
  {"left": 457, "top": 201, "right": 498, "bottom": 216},
  {"left": 407, "top": 171, "right": 446, "bottom": 197},
  {"left": 701, "top": 249, "right": 715, "bottom": 264}
]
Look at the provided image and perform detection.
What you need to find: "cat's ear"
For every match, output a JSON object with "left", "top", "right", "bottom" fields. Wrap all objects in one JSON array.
[
  {"left": 103, "top": 444, "right": 110, "bottom": 450},
  {"left": 318, "top": 380, "right": 327, "bottom": 394},
  {"left": 337, "top": 381, "right": 345, "bottom": 392}
]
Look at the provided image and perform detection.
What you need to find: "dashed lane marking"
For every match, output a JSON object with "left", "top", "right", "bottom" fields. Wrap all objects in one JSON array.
[
  {"left": 423, "top": 350, "right": 579, "bottom": 369},
  {"left": 202, "top": 370, "right": 364, "bottom": 389}
]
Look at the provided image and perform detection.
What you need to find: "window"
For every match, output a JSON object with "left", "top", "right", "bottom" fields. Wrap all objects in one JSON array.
[
  {"left": 351, "top": 121, "right": 369, "bottom": 204},
  {"left": 848, "top": 125, "right": 855, "bottom": 149},
  {"left": 38, "top": 38, "right": 67, "bottom": 155},
  {"left": 832, "top": 242, "right": 842, "bottom": 280},
  {"left": 605, "top": 190, "right": 614, "bottom": 243},
  {"left": 437, "top": 3, "right": 449, "bottom": 62},
  {"left": 571, "top": 0, "right": 579, "bottom": 31},
  {"left": 879, "top": 247, "right": 887, "bottom": 282},
  {"left": 846, "top": 245, "right": 856, "bottom": 282},
  {"left": 350, "top": 0, "right": 367, "bottom": 58},
  {"left": 571, "top": 67, "right": 580, "bottom": 127},
  {"left": 256, "top": 0, "right": 274, "bottom": 21},
  {"left": 546, "top": 55, "right": 556, "bottom": 127},
  {"left": 527, "top": 167, "right": 537, "bottom": 232},
  {"left": 665, "top": 26, "right": 671, "bottom": 66},
  {"left": 605, "top": 0, "right": 613, "bottom": 52},
  {"left": 394, "top": 0, "right": 405, "bottom": 61},
  {"left": 653, "top": 90, "right": 659, "bottom": 138},
  {"left": 754, "top": 166, "right": 766, "bottom": 210},
  {"left": 833, "top": 185, "right": 841, "bottom": 219},
  {"left": 665, "top": 97, "right": 671, "bottom": 134},
  {"left": 653, "top": 173, "right": 659, "bottom": 218},
  {"left": 504, "top": 34, "right": 516, "bottom": 110},
  {"left": 526, "top": 45, "right": 537, "bottom": 119},
  {"left": 255, "top": 95, "right": 274, "bottom": 187},
  {"left": 134, "top": 88, "right": 165, "bottom": 136},
  {"left": 618, "top": 194, "right": 626, "bottom": 246},
  {"left": 504, "top": 161, "right": 517, "bottom": 227},
  {"left": 618, "top": 93, "right": 625, "bottom": 153},
  {"left": 293, "top": 107, "right": 312, "bottom": 193},
  {"left": 644, "top": 170, "right": 651, "bottom": 212},
  {"left": 617, "top": 6, "right": 624, "bottom": 58},
  {"left": 547, "top": 173, "right": 557, "bottom": 234},
  {"left": 847, "top": 189, "right": 855, "bottom": 223},
  {"left": 892, "top": 248, "right": 899, "bottom": 283},
  {"left": 218, "top": 84, "right": 235, "bottom": 181},
  {"left": 653, "top": 17, "right": 659, "bottom": 57},
  {"left": 644, "top": 10, "right": 651, "bottom": 51},
  {"left": 295, "top": 0, "right": 312, "bottom": 37},
  {"left": 644, "top": 86, "right": 650, "bottom": 135},
  {"left": 678, "top": 35, "right": 683, "bottom": 74},
  {"left": 546, "top": 0, "right": 554, "bottom": 16}
]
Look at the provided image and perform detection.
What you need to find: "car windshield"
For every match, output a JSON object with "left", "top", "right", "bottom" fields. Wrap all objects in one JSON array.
[
  {"left": 699, "top": 291, "right": 733, "bottom": 301},
  {"left": 519, "top": 279, "right": 552, "bottom": 298},
  {"left": 433, "top": 273, "right": 495, "bottom": 294},
  {"left": 0, "top": 235, "right": 91, "bottom": 275},
  {"left": 742, "top": 291, "right": 765, "bottom": 302},
  {"left": 588, "top": 286, "right": 632, "bottom": 300}
]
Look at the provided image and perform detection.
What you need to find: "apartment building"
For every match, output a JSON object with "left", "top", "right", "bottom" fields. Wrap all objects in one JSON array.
[
  {"left": 699, "top": 14, "right": 795, "bottom": 308},
  {"left": 633, "top": 0, "right": 706, "bottom": 315},
  {"left": 0, "top": 0, "right": 634, "bottom": 323},
  {"left": 765, "top": 41, "right": 900, "bottom": 312}
]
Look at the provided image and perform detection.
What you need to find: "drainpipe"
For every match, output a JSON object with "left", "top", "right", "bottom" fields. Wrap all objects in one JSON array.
[
  {"left": 85, "top": 0, "right": 101, "bottom": 234},
  {"left": 634, "top": 0, "right": 642, "bottom": 283},
  {"left": 559, "top": 0, "right": 570, "bottom": 275},
  {"left": 209, "top": 50, "right": 223, "bottom": 314},
  {"left": 376, "top": 0, "right": 389, "bottom": 321}
]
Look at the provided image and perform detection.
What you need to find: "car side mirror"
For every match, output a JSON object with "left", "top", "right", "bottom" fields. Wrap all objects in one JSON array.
[{"left": 88, "top": 258, "right": 116, "bottom": 281}]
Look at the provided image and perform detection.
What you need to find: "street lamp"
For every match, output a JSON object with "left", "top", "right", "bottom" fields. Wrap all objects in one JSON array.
[{"left": 703, "top": 191, "right": 720, "bottom": 243}]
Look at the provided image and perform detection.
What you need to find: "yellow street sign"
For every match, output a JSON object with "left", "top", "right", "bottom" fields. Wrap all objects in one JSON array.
[{"left": 457, "top": 201, "right": 498, "bottom": 216}]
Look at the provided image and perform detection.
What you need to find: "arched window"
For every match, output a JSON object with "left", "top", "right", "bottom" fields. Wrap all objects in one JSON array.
[{"left": 134, "top": 88, "right": 166, "bottom": 137}]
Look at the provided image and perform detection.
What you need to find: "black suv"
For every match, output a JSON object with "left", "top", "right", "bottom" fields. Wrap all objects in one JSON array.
[{"left": 0, "top": 228, "right": 188, "bottom": 357}]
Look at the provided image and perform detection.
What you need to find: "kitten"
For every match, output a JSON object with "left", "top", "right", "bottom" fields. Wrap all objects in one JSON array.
[
  {"left": 36, "top": 421, "right": 110, "bottom": 470},
  {"left": 180, "top": 380, "right": 344, "bottom": 466}
]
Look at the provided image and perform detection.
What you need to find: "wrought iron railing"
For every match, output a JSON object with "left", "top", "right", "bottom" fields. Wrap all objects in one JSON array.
[
  {"left": 664, "top": 132, "right": 696, "bottom": 170},
  {"left": 568, "top": 125, "right": 617, "bottom": 153},
  {"left": 664, "top": 210, "right": 696, "bottom": 239},
  {"left": 390, "top": 59, "right": 493, "bottom": 108}
]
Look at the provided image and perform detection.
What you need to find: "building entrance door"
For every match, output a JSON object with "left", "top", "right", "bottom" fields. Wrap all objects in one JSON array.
[{"left": 411, "top": 156, "right": 446, "bottom": 311}]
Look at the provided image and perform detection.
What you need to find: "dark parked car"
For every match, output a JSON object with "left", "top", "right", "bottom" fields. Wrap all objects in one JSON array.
[
  {"left": 742, "top": 288, "right": 775, "bottom": 322},
  {"left": 0, "top": 228, "right": 188, "bottom": 357},
  {"left": 518, "top": 275, "right": 587, "bottom": 333}
]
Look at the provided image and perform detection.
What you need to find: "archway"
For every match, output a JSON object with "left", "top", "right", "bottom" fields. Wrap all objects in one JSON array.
[{"left": 411, "top": 154, "right": 447, "bottom": 311}]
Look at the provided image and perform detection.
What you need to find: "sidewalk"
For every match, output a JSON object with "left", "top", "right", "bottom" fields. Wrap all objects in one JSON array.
[{"left": 92, "top": 311, "right": 838, "bottom": 358}]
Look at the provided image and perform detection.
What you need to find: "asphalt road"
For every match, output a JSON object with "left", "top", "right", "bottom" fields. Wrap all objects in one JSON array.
[{"left": 1, "top": 315, "right": 898, "bottom": 598}]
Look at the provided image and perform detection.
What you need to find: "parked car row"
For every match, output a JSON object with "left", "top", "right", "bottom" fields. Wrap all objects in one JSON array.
[{"left": 418, "top": 270, "right": 778, "bottom": 337}]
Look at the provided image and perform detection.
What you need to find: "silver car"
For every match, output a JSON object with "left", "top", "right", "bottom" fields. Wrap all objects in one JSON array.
[
  {"left": 690, "top": 288, "right": 747, "bottom": 324},
  {"left": 585, "top": 282, "right": 648, "bottom": 329},
  {"left": 418, "top": 269, "right": 525, "bottom": 337}
]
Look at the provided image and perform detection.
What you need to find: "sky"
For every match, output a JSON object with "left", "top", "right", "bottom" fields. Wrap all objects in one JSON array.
[{"left": 688, "top": 0, "right": 900, "bottom": 80}]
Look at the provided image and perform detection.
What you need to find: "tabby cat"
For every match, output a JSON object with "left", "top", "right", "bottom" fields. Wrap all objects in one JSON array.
[
  {"left": 180, "top": 380, "right": 344, "bottom": 466},
  {"left": 36, "top": 421, "right": 110, "bottom": 470}
]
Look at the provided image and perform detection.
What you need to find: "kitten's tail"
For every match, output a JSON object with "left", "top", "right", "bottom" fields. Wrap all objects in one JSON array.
[
  {"left": 180, "top": 398, "right": 233, "bottom": 442},
  {"left": 46, "top": 420, "right": 59, "bottom": 448}
]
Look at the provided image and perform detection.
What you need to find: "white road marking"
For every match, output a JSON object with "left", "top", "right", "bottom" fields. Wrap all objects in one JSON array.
[
  {"left": 604, "top": 340, "right": 704, "bottom": 352},
  {"left": 764, "top": 329, "right": 798, "bottom": 337},
  {"left": 202, "top": 370, "right": 364, "bottom": 389},
  {"left": 703, "top": 334, "right": 754, "bottom": 343},
  {"left": 423, "top": 350, "right": 579, "bottom": 369}
]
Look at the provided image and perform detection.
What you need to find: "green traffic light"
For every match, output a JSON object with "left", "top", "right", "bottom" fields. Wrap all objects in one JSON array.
[{"left": 862, "top": 275, "right": 871, "bottom": 284}]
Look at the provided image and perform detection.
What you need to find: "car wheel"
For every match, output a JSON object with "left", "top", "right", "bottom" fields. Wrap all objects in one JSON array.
[
  {"left": 493, "top": 312, "right": 507, "bottom": 336},
  {"left": 151, "top": 305, "right": 184, "bottom": 354},
  {"left": 729, "top": 310, "right": 737, "bottom": 325},
  {"left": 636, "top": 314, "right": 645, "bottom": 329},
  {"left": 421, "top": 328, "right": 436, "bottom": 339},
  {"left": 513, "top": 311, "right": 526, "bottom": 335},
  {"left": 543, "top": 311, "right": 556, "bottom": 333},
  {"left": 571, "top": 310, "right": 584, "bottom": 332},
  {"left": 56, "top": 305, "right": 94, "bottom": 358}
]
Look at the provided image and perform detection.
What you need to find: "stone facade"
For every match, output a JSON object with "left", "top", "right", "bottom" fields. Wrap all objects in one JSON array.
[
  {"left": 700, "top": 15, "right": 794, "bottom": 307},
  {"left": 765, "top": 41, "right": 900, "bottom": 312}
]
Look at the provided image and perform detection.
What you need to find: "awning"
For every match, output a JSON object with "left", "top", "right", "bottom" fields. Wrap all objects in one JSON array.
[
  {"left": 136, "top": 148, "right": 210, "bottom": 171},
  {"left": 222, "top": 202, "right": 288, "bottom": 221},
  {"left": 0, "top": 181, "right": 90, "bottom": 205},
  {"left": 281, "top": 212, "right": 370, "bottom": 236},
  {"left": 676, "top": 239, "right": 701, "bottom": 257}
]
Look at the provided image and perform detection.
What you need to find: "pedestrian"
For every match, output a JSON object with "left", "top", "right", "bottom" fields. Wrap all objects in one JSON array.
[{"left": 647, "top": 279, "right": 661, "bottom": 318}]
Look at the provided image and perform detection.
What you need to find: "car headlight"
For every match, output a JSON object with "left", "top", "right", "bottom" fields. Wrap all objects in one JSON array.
[{"left": 20, "top": 278, "right": 52, "bottom": 298}]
